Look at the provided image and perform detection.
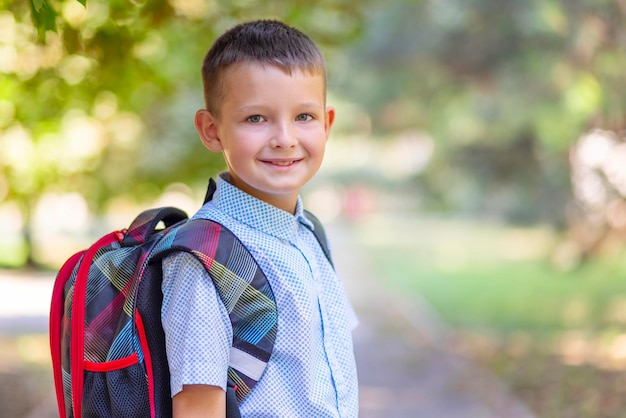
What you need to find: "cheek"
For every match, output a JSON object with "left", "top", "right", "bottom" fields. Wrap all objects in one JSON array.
[
  {"left": 310, "top": 131, "right": 329, "bottom": 153},
  {"left": 233, "top": 126, "right": 268, "bottom": 147},
  {"left": 225, "top": 145, "right": 254, "bottom": 163},
  {"left": 224, "top": 130, "right": 261, "bottom": 154},
  {"left": 308, "top": 141, "right": 327, "bottom": 163}
]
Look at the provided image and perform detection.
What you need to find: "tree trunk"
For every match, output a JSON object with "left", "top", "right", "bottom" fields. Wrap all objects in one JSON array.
[{"left": 18, "top": 197, "right": 40, "bottom": 269}]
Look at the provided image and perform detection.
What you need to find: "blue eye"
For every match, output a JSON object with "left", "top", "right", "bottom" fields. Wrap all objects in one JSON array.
[
  {"left": 296, "top": 114, "right": 313, "bottom": 122},
  {"left": 247, "top": 115, "right": 265, "bottom": 123}
]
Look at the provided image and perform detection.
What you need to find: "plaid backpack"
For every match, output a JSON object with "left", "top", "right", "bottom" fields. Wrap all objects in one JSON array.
[{"left": 49, "top": 179, "right": 332, "bottom": 418}]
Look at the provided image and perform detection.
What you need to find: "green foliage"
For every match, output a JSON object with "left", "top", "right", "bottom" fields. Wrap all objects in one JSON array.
[
  {"left": 339, "top": 0, "right": 626, "bottom": 150},
  {"left": 324, "top": 0, "right": 626, "bottom": 226},
  {"left": 1, "top": 0, "right": 368, "bottom": 266},
  {"left": 358, "top": 215, "right": 626, "bottom": 335},
  {"left": 29, "top": 0, "right": 58, "bottom": 37},
  {"left": 6, "top": 0, "right": 626, "bottom": 265}
]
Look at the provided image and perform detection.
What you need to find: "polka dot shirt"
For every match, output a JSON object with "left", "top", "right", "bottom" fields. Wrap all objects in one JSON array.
[{"left": 161, "top": 174, "right": 359, "bottom": 417}]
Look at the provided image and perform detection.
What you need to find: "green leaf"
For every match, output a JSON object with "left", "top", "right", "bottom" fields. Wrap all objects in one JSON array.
[
  {"left": 29, "top": 0, "right": 57, "bottom": 39},
  {"left": 31, "top": 0, "right": 45, "bottom": 12},
  {"left": 76, "top": 0, "right": 87, "bottom": 6}
]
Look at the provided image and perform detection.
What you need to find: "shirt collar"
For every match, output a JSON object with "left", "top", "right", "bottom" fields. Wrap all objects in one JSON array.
[{"left": 212, "top": 173, "right": 313, "bottom": 241}]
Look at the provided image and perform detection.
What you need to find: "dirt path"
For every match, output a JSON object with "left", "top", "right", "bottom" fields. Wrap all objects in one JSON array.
[{"left": 328, "top": 221, "right": 536, "bottom": 418}]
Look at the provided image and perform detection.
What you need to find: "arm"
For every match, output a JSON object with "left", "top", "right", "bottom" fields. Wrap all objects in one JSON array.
[
  {"left": 162, "top": 252, "right": 233, "bottom": 417},
  {"left": 173, "top": 384, "right": 225, "bottom": 418}
]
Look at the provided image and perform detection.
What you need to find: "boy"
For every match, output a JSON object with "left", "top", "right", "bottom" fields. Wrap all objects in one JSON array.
[{"left": 161, "top": 20, "right": 359, "bottom": 417}]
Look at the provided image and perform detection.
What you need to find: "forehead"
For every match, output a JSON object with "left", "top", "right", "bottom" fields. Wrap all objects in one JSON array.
[
  {"left": 220, "top": 62, "right": 326, "bottom": 102},
  {"left": 222, "top": 61, "right": 325, "bottom": 83}
]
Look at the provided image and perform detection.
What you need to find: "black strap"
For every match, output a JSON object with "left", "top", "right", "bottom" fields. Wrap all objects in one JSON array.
[
  {"left": 203, "top": 177, "right": 218, "bottom": 204},
  {"left": 303, "top": 209, "right": 334, "bottom": 269}
]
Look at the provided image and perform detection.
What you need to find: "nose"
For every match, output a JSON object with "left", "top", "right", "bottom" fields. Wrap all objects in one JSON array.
[{"left": 270, "top": 121, "right": 297, "bottom": 149}]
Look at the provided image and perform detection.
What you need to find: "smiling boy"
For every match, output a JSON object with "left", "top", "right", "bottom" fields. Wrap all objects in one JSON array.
[
  {"left": 161, "top": 20, "right": 359, "bottom": 417},
  {"left": 195, "top": 62, "right": 332, "bottom": 213}
]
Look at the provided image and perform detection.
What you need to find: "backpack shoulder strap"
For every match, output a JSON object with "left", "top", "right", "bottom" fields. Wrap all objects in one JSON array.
[
  {"left": 203, "top": 177, "right": 218, "bottom": 204},
  {"left": 303, "top": 210, "right": 334, "bottom": 269},
  {"left": 152, "top": 218, "right": 277, "bottom": 405}
]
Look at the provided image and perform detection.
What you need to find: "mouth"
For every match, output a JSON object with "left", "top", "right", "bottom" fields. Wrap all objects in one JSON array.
[{"left": 261, "top": 159, "right": 303, "bottom": 167}]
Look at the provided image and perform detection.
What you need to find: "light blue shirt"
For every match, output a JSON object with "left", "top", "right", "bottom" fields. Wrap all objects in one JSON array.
[{"left": 161, "top": 174, "right": 359, "bottom": 417}]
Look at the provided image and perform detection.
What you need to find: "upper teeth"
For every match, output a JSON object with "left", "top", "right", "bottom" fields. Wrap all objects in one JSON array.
[{"left": 272, "top": 161, "right": 293, "bottom": 166}]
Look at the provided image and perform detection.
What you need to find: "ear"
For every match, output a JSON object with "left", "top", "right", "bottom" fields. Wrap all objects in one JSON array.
[
  {"left": 195, "top": 109, "right": 223, "bottom": 152},
  {"left": 324, "top": 106, "right": 336, "bottom": 139}
]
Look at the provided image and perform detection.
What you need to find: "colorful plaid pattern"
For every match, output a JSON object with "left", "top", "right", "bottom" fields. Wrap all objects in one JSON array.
[
  {"left": 50, "top": 205, "right": 276, "bottom": 417},
  {"left": 153, "top": 218, "right": 278, "bottom": 401},
  {"left": 57, "top": 232, "right": 154, "bottom": 418}
]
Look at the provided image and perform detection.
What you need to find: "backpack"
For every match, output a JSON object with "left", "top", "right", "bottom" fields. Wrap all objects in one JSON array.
[{"left": 49, "top": 178, "right": 332, "bottom": 418}]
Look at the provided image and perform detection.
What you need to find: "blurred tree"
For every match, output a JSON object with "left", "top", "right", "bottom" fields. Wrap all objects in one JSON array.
[
  {"left": 332, "top": 0, "right": 626, "bottom": 229},
  {"left": 0, "top": 0, "right": 365, "bottom": 267}
]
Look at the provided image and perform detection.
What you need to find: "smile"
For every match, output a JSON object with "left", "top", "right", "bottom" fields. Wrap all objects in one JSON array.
[{"left": 263, "top": 159, "right": 302, "bottom": 166}]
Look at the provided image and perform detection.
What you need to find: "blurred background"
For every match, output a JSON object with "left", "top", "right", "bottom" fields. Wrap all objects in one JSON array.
[{"left": 2, "top": 0, "right": 626, "bottom": 416}]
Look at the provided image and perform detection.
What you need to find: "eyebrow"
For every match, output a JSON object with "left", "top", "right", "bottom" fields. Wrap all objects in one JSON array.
[
  {"left": 235, "top": 102, "right": 324, "bottom": 115},
  {"left": 299, "top": 102, "right": 325, "bottom": 110},
  {"left": 232, "top": 105, "right": 255, "bottom": 115}
]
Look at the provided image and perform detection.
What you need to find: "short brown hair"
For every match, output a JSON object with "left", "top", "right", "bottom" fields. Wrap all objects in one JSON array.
[{"left": 201, "top": 20, "right": 326, "bottom": 115}]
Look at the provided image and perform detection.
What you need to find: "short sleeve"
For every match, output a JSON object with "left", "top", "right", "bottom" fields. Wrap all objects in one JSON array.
[
  {"left": 345, "top": 295, "right": 359, "bottom": 330},
  {"left": 161, "top": 251, "right": 233, "bottom": 396}
]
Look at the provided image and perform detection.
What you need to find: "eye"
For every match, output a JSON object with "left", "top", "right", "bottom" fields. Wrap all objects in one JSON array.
[
  {"left": 295, "top": 114, "right": 313, "bottom": 122},
  {"left": 247, "top": 115, "right": 266, "bottom": 123}
]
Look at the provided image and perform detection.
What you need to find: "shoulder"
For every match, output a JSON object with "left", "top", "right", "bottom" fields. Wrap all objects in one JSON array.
[
  {"left": 161, "top": 251, "right": 212, "bottom": 299},
  {"left": 162, "top": 251, "right": 203, "bottom": 281}
]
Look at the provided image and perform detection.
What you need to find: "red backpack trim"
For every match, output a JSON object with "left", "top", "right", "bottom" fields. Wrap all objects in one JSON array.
[
  {"left": 50, "top": 249, "right": 86, "bottom": 418},
  {"left": 70, "top": 230, "right": 125, "bottom": 418},
  {"left": 135, "top": 310, "right": 156, "bottom": 418}
]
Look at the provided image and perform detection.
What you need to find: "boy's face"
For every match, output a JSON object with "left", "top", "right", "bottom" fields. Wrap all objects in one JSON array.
[{"left": 195, "top": 62, "right": 334, "bottom": 213}]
